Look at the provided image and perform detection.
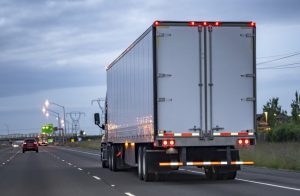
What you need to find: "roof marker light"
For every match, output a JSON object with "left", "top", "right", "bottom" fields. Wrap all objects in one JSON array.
[
  {"left": 154, "top": 21, "right": 160, "bottom": 26},
  {"left": 189, "top": 21, "right": 196, "bottom": 26},
  {"left": 203, "top": 21, "right": 208, "bottom": 26},
  {"left": 250, "top": 22, "right": 256, "bottom": 27},
  {"left": 214, "top": 21, "right": 220, "bottom": 26}
]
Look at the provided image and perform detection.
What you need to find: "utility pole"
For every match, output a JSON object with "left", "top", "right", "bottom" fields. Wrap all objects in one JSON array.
[{"left": 67, "top": 112, "right": 85, "bottom": 136}]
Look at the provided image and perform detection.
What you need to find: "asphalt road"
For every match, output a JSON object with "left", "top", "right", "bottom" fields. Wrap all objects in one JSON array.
[{"left": 0, "top": 146, "right": 299, "bottom": 196}]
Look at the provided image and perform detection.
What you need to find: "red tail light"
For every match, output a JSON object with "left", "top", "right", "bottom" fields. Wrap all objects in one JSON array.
[
  {"left": 169, "top": 139, "right": 175, "bottom": 147},
  {"left": 237, "top": 138, "right": 250, "bottom": 146},
  {"left": 202, "top": 21, "right": 208, "bottom": 26},
  {"left": 154, "top": 21, "right": 160, "bottom": 27},
  {"left": 244, "top": 139, "right": 249, "bottom": 145},
  {"left": 162, "top": 140, "right": 168, "bottom": 147},
  {"left": 162, "top": 139, "right": 175, "bottom": 147},
  {"left": 238, "top": 139, "right": 243, "bottom": 145}
]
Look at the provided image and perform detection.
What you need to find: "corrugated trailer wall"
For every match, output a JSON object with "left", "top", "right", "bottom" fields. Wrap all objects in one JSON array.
[{"left": 107, "top": 29, "right": 154, "bottom": 143}]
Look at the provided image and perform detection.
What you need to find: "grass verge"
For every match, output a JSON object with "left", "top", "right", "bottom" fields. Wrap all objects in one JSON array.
[
  {"left": 65, "top": 139, "right": 101, "bottom": 150},
  {"left": 240, "top": 142, "right": 300, "bottom": 171}
]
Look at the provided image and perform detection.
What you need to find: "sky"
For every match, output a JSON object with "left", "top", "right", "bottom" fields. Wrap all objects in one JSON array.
[{"left": 0, "top": 0, "right": 300, "bottom": 135}]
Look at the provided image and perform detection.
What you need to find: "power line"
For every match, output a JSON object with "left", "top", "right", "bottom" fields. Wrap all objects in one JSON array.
[
  {"left": 257, "top": 52, "right": 300, "bottom": 65},
  {"left": 258, "top": 65, "right": 300, "bottom": 70},
  {"left": 258, "top": 62, "right": 300, "bottom": 69},
  {"left": 257, "top": 51, "right": 300, "bottom": 59}
]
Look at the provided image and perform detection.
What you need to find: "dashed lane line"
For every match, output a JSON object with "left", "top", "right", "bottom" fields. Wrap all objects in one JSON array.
[
  {"left": 125, "top": 192, "right": 135, "bottom": 196},
  {"left": 78, "top": 168, "right": 83, "bottom": 171},
  {"left": 93, "top": 176, "right": 101, "bottom": 180}
]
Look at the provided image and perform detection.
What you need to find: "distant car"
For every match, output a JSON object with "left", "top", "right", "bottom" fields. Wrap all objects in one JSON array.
[
  {"left": 22, "top": 139, "right": 38, "bottom": 153},
  {"left": 38, "top": 141, "right": 48, "bottom": 146}
]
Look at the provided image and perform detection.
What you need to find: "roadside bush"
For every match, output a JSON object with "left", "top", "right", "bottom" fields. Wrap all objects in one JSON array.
[{"left": 267, "top": 123, "right": 300, "bottom": 142}]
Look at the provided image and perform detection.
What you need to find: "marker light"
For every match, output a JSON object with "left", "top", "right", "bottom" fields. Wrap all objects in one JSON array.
[
  {"left": 154, "top": 21, "right": 160, "bottom": 26},
  {"left": 189, "top": 21, "right": 196, "bottom": 26},
  {"left": 249, "top": 22, "right": 256, "bottom": 27},
  {"left": 214, "top": 21, "right": 220, "bottom": 26},
  {"left": 203, "top": 21, "right": 208, "bottom": 26}
]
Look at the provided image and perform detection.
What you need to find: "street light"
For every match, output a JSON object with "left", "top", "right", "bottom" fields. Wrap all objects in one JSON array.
[{"left": 44, "top": 99, "right": 66, "bottom": 143}]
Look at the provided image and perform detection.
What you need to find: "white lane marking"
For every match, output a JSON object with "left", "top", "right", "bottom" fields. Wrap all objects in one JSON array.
[
  {"left": 62, "top": 160, "right": 65, "bottom": 162},
  {"left": 111, "top": 184, "right": 115, "bottom": 187},
  {"left": 2, "top": 162, "right": 5, "bottom": 165},
  {"left": 78, "top": 168, "right": 83, "bottom": 171},
  {"left": 125, "top": 193, "right": 135, "bottom": 196},
  {"left": 53, "top": 147, "right": 100, "bottom": 156},
  {"left": 7, "top": 160, "right": 9, "bottom": 162},
  {"left": 236, "top": 178, "right": 300, "bottom": 192},
  {"left": 68, "top": 163, "right": 72, "bottom": 165},
  {"left": 93, "top": 176, "right": 101, "bottom": 180},
  {"left": 181, "top": 168, "right": 300, "bottom": 192}
]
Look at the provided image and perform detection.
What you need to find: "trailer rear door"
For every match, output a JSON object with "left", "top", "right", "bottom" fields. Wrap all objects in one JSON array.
[
  {"left": 156, "top": 26, "right": 201, "bottom": 133},
  {"left": 207, "top": 26, "right": 255, "bottom": 133}
]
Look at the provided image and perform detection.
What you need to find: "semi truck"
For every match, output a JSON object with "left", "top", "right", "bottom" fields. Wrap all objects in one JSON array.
[{"left": 95, "top": 21, "right": 256, "bottom": 181}]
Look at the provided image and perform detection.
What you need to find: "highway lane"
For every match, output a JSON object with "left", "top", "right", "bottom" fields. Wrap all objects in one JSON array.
[
  {"left": 46, "top": 146, "right": 300, "bottom": 196},
  {"left": 0, "top": 147, "right": 123, "bottom": 196},
  {"left": 1, "top": 146, "right": 299, "bottom": 196}
]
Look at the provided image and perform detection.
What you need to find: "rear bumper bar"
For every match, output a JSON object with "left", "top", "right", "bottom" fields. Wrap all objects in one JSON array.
[{"left": 159, "top": 161, "right": 254, "bottom": 167}]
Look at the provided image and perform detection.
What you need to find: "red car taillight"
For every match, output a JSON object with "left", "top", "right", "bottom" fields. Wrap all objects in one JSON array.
[{"left": 34, "top": 142, "right": 37, "bottom": 145}]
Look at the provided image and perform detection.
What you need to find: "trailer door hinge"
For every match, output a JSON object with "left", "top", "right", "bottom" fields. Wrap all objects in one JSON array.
[
  {"left": 156, "top": 33, "right": 172, "bottom": 37},
  {"left": 241, "top": 73, "right": 255, "bottom": 78},
  {"left": 158, "top": 97, "right": 172, "bottom": 102},
  {"left": 157, "top": 73, "right": 172, "bottom": 78},
  {"left": 241, "top": 97, "right": 256, "bottom": 102},
  {"left": 240, "top": 33, "right": 255, "bottom": 38}
]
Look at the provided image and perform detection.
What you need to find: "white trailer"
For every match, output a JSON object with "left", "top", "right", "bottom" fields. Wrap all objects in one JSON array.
[{"left": 95, "top": 21, "right": 256, "bottom": 181}]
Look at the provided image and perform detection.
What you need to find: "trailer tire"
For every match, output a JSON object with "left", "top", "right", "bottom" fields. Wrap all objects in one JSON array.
[
  {"left": 101, "top": 160, "right": 109, "bottom": 168},
  {"left": 142, "top": 146, "right": 154, "bottom": 181},
  {"left": 225, "top": 171, "right": 237, "bottom": 180},
  {"left": 138, "top": 146, "right": 143, "bottom": 180},
  {"left": 108, "top": 146, "right": 112, "bottom": 170},
  {"left": 204, "top": 167, "right": 222, "bottom": 180},
  {"left": 110, "top": 145, "right": 117, "bottom": 171}
]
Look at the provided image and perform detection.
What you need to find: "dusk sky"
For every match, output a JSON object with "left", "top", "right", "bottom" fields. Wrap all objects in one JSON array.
[{"left": 0, "top": 0, "right": 300, "bottom": 135}]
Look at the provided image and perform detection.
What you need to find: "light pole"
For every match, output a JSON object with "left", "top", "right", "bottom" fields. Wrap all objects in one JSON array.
[
  {"left": 44, "top": 100, "right": 66, "bottom": 144},
  {"left": 43, "top": 107, "right": 61, "bottom": 132}
]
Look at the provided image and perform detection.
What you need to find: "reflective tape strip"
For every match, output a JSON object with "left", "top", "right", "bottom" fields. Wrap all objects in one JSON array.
[
  {"left": 231, "top": 161, "right": 254, "bottom": 165},
  {"left": 158, "top": 133, "right": 200, "bottom": 137},
  {"left": 159, "top": 162, "right": 183, "bottom": 166},
  {"left": 213, "top": 132, "right": 254, "bottom": 136},
  {"left": 186, "top": 161, "right": 228, "bottom": 166},
  {"left": 162, "top": 161, "right": 254, "bottom": 166}
]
